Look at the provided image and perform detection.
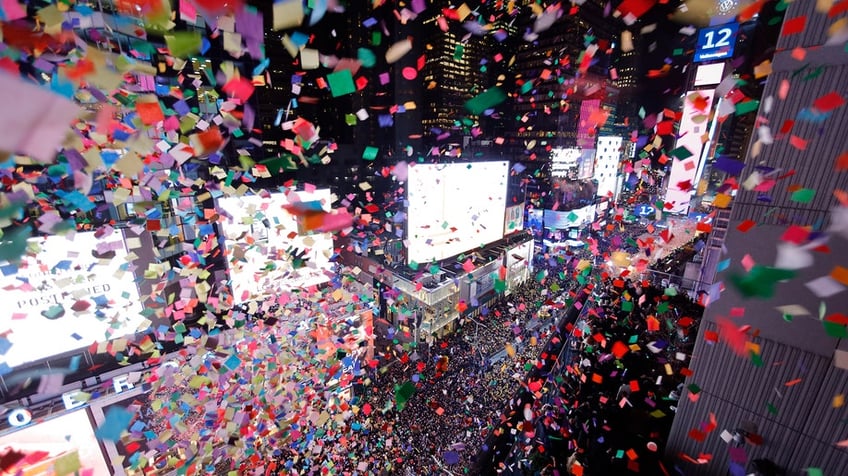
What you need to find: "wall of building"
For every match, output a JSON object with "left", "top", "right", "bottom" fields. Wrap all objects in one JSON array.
[{"left": 667, "top": 2, "right": 848, "bottom": 474}]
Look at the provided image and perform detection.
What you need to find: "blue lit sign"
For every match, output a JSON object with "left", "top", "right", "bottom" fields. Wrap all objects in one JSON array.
[{"left": 694, "top": 23, "right": 738, "bottom": 63}]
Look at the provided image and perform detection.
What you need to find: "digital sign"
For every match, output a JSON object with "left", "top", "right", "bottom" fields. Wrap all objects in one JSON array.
[
  {"left": 694, "top": 23, "right": 738, "bottom": 63},
  {"left": 217, "top": 190, "right": 335, "bottom": 302},
  {"left": 0, "top": 410, "right": 111, "bottom": 475},
  {"left": 544, "top": 204, "right": 596, "bottom": 230},
  {"left": 406, "top": 161, "right": 508, "bottom": 264},
  {"left": 0, "top": 231, "right": 146, "bottom": 369},
  {"left": 664, "top": 89, "right": 716, "bottom": 214},
  {"left": 504, "top": 204, "right": 525, "bottom": 235}
]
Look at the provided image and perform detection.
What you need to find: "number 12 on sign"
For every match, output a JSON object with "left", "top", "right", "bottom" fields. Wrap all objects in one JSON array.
[{"left": 695, "top": 23, "right": 739, "bottom": 63}]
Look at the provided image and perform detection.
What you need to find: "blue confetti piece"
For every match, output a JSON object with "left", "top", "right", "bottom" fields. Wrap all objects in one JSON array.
[
  {"left": 69, "top": 355, "right": 81, "bottom": 371},
  {"left": 224, "top": 354, "right": 242, "bottom": 370},
  {"left": 95, "top": 407, "right": 134, "bottom": 441},
  {"left": 0, "top": 337, "right": 11, "bottom": 356}
]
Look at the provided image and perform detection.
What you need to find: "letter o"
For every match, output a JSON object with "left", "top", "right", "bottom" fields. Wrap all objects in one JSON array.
[{"left": 8, "top": 408, "right": 32, "bottom": 427}]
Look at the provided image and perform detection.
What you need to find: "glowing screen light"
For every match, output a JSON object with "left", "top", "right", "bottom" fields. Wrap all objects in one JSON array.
[
  {"left": 216, "top": 190, "right": 335, "bottom": 302},
  {"left": 664, "top": 89, "right": 716, "bottom": 214},
  {"left": 0, "top": 231, "right": 146, "bottom": 369},
  {"left": 406, "top": 161, "right": 508, "bottom": 264}
]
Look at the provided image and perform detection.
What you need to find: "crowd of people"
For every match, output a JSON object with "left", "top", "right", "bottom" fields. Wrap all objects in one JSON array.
[
  {"left": 221, "top": 243, "right": 701, "bottom": 475},
  {"left": 480, "top": 274, "right": 703, "bottom": 474},
  {"left": 118, "top": 211, "right": 706, "bottom": 476}
]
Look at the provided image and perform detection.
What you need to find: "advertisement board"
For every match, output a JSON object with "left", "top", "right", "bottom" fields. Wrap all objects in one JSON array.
[
  {"left": 0, "top": 410, "right": 111, "bottom": 476},
  {"left": 0, "top": 230, "right": 145, "bottom": 369},
  {"left": 693, "top": 62, "right": 725, "bottom": 87},
  {"left": 217, "top": 190, "right": 334, "bottom": 301},
  {"left": 544, "top": 204, "right": 596, "bottom": 230},
  {"left": 504, "top": 204, "right": 525, "bottom": 235},
  {"left": 527, "top": 209, "right": 544, "bottom": 242},
  {"left": 550, "top": 148, "right": 581, "bottom": 177},
  {"left": 406, "top": 161, "right": 508, "bottom": 264},
  {"left": 694, "top": 23, "right": 738, "bottom": 63},
  {"left": 664, "top": 89, "right": 716, "bottom": 214},
  {"left": 595, "top": 136, "right": 622, "bottom": 198}
]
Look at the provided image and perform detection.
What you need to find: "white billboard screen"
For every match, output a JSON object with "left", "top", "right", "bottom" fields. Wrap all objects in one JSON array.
[
  {"left": 544, "top": 204, "right": 596, "bottom": 229},
  {"left": 0, "top": 231, "right": 146, "bottom": 369},
  {"left": 595, "top": 136, "right": 622, "bottom": 198},
  {"left": 217, "top": 190, "right": 334, "bottom": 301},
  {"left": 665, "top": 89, "right": 716, "bottom": 214},
  {"left": 550, "top": 148, "right": 581, "bottom": 177},
  {"left": 694, "top": 62, "right": 725, "bottom": 87},
  {"left": 504, "top": 204, "right": 525, "bottom": 235},
  {"left": 407, "top": 161, "right": 508, "bottom": 264},
  {"left": 0, "top": 410, "right": 110, "bottom": 475}
]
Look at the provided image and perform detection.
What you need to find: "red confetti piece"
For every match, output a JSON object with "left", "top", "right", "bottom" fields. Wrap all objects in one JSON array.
[{"left": 782, "top": 16, "right": 807, "bottom": 36}]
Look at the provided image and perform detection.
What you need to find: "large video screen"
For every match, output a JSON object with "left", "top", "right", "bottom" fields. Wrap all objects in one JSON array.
[
  {"left": 217, "top": 190, "right": 335, "bottom": 301},
  {"left": 544, "top": 204, "right": 596, "bottom": 230},
  {"left": 0, "top": 231, "right": 146, "bottom": 369},
  {"left": 664, "top": 89, "right": 716, "bottom": 214},
  {"left": 407, "top": 161, "right": 508, "bottom": 264},
  {"left": 0, "top": 409, "right": 111, "bottom": 475}
]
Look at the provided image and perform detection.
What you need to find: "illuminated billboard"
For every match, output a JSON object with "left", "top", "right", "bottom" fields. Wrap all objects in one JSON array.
[
  {"left": 0, "top": 410, "right": 111, "bottom": 475},
  {"left": 406, "top": 161, "right": 508, "bottom": 264},
  {"left": 664, "top": 89, "right": 716, "bottom": 214},
  {"left": 550, "top": 148, "right": 581, "bottom": 177},
  {"left": 577, "top": 99, "right": 602, "bottom": 149},
  {"left": 693, "top": 63, "right": 725, "bottom": 87},
  {"left": 0, "top": 231, "right": 146, "bottom": 369},
  {"left": 694, "top": 23, "right": 738, "bottom": 63},
  {"left": 544, "top": 204, "right": 596, "bottom": 229},
  {"left": 595, "top": 136, "right": 622, "bottom": 198},
  {"left": 217, "top": 190, "right": 335, "bottom": 302},
  {"left": 504, "top": 204, "right": 525, "bottom": 235}
]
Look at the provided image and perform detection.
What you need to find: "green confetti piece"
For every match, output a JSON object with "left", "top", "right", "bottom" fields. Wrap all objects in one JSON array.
[
  {"left": 409, "top": 261, "right": 419, "bottom": 271},
  {"left": 326, "top": 70, "right": 356, "bottom": 97},
  {"left": 750, "top": 350, "right": 764, "bottom": 367},
  {"left": 357, "top": 47, "right": 376, "bottom": 67},
  {"left": 790, "top": 188, "right": 815, "bottom": 203},
  {"left": 362, "top": 146, "right": 379, "bottom": 160},
  {"left": 164, "top": 31, "right": 202, "bottom": 57},
  {"left": 53, "top": 451, "right": 81, "bottom": 476},
  {"left": 823, "top": 321, "right": 847, "bottom": 338},
  {"left": 0, "top": 224, "right": 31, "bottom": 264},
  {"left": 453, "top": 44, "right": 464, "bottom": 61},
  {"left": 805, "top": 468, "right": 824, "bottom": 476},
  {"left": 258, "top": 155, "right": 298, "bottom": 174},
  {"left": 729, "top": 265, "right": 796, "bottom": 299},
  {"left": 464, "top": 87, "right": 506, "bottom": 115},
  {"left": 621, "top": 301, "right": 634, "bottom": 312},
  {"left": 766, "top": 402, "right": 778, "bottom": 415},
  {"left": 687, "top": 383, "right": 701, "bottom": 394},
  {"left": 657, "top": 302, "right": 670, "bottom": 313},
  {"left": 669, "top": 146, "right": 693, "bottom": 159},
  {"left": 735, "top": 99, "right": 760, "bottom": 115}
]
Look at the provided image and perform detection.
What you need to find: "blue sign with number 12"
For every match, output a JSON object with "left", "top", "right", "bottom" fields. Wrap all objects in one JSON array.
[{"left": 695, "top": 23, "right": 738, "bottom": 63}]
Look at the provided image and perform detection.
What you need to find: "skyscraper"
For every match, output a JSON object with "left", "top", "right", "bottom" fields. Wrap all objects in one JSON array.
[{"left": 667, "top": 2, "right": 848, "bottom": 474}]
